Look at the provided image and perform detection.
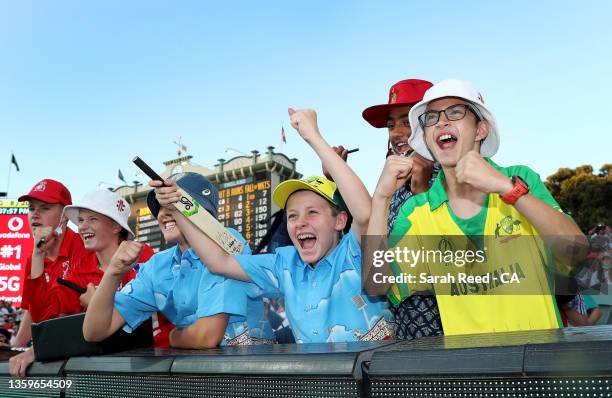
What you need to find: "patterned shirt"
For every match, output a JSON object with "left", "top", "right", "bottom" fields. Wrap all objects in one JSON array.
[
  {"left": 388, "top": 163, "right": 441, "bottom": 232},
  {"left": 234, "top": 230, "right": 395, "bottom": 343},
  {"left": 387, "top": 163, "right": 443, "bottom": 340},
  {"left": 115, "top": 229, "right": 274, "bottom": 346}
]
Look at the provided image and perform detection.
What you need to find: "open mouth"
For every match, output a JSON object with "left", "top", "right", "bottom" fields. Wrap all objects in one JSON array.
[
  {"left": 163, "top": 221, "right": 177, "bottom": 232},
  {"left": 297, "top": 233, "right": 316, "bottom": 250},
  {"left": 81, "top": 232, "right": 95, "bottom": 242},
  {"left": 436, "top": 133, "right": 458, "bottom": 150},
  {"left": 392, "top": 141, "right": 413, "bottom": 156}
]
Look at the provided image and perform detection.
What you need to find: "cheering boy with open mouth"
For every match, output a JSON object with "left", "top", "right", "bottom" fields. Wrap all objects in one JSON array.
[{"left": 152, "top": 109, "right": 394, "bottom": 343}]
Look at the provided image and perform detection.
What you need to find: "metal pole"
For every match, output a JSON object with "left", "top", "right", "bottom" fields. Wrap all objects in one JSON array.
[{"left": 6, "top": 156, "right": 12, "bottom": 198}]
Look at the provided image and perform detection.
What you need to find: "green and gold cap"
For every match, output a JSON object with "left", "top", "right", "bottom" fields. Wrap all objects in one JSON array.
[{"left": 272, "top": 176, "right": 347, "bottom": 211}]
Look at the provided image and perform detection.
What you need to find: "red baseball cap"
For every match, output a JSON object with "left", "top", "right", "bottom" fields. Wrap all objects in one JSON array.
[
  {"left": 19, "top": 179, "right": 72, "bottom": 206},
  {"left": 362, "top": 79, "right": 433, "bottom": 128}
]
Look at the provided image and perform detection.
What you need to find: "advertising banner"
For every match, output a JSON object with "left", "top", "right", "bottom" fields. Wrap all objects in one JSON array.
[{"left": 0, "top": 200, "right": 32, "bottom": 307}]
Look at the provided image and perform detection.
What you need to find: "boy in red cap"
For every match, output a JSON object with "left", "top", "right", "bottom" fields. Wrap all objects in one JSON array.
[{"left": 10, "top": 179, "right": 97, "bottom": 377}]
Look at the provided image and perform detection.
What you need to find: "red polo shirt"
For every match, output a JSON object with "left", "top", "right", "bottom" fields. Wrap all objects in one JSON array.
[
  {"left": 62, "top": 244, "right": 174, "bottom": 349},
  {"left": 26, "top": 241, "right": 155, "bottom": 323},
  {"left": 21, "top": 228, "right": 97, "bottom": 322},
  {"left": 22, "top": 235, "right": 172, "bottom": 347}
]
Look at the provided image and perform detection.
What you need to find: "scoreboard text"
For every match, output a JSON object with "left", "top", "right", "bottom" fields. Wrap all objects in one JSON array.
[{"left": 218, "top": 174, "right": 271, "bottom": 248}]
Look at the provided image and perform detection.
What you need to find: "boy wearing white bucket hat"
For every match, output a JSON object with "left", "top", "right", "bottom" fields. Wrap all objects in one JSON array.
[
  {"left": 27, "top": 190, "right": 155, "bottom": 322},
  {"left": 368, "top": 79, "right": 587, "bottom": 336},
  {"left": 10, "top": 189, "right": 155, "bottom": 377}
]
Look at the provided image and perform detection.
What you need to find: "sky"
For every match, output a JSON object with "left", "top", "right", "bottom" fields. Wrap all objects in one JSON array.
[{"left": 1, "top": 0, "right": 610, "bottom": 203}]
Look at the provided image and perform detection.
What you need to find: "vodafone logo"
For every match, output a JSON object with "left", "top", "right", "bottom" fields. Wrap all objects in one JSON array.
[{"left": 7, "top": 217, "right": 24, "bottom": 232}]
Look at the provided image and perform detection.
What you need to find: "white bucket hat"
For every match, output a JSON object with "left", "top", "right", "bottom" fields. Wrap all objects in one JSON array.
[
  {"left": 407, "top": 79, "right": 500, "bottom": 161},
  {"left": 64, "top": 190, "right": 135, "bottom": 239}
]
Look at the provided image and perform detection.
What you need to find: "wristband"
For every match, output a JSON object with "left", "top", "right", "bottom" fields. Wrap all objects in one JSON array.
[{"left": 500, "top": 175, "right": 529, "bottom": 205}]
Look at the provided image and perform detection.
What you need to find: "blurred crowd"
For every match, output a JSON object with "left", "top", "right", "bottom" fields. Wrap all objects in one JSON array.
[
  {"left": 555, "top": 223, "right": 611, "bottom": 328},
  {"left": 0, "top": 300, "right": 23, "bottom": 347},
  {"left": 577, "top": 224, "right": 611, "bottom": 289}
]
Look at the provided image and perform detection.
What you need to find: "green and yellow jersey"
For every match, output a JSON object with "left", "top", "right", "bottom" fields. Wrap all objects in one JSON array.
[{"left": 388, "top": 158, "right": 570, "bottom": 336}]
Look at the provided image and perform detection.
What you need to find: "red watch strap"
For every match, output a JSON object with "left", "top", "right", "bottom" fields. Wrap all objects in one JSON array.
[{"left": 501, "top": 176, "right": 529, "bottom": 205}]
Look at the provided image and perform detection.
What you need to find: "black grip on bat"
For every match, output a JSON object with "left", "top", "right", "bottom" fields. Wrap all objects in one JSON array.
[
  {"left": 56, "top": 278, "right": 87, "bottom": 294},
  {"left": 133, "top": 156, "right": 165, "bottom": 182}
]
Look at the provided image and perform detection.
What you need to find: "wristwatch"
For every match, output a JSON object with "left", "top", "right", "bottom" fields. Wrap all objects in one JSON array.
[{"left": 500, "top": 175, "right": 530, "bottom": 205}]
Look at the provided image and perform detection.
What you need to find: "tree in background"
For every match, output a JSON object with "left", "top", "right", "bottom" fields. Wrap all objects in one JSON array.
[{"left": 544, "top": 164, "right": 612, "bottom": 232}]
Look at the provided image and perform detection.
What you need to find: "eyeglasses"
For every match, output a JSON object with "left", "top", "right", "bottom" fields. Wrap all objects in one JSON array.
[{"left": 418, "top": 104, "right": 482, "bottom": 128}]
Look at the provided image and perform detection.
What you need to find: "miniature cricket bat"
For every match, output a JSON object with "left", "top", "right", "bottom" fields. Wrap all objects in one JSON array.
[{"left": 133, "top": 156, "right": 244, "bottom": 254}]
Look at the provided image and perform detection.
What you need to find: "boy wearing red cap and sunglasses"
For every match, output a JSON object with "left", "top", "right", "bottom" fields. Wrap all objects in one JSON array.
[{"left": 362, "top": 79, "right": 444, "bottom": 339}]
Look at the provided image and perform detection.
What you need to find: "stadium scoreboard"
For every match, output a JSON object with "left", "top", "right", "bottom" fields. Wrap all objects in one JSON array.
[
  {"left": 134, "top": 172, "right": 273, "bottom": 250},
  {"left": 217, "top": 172, "right": 272, "bottom": 248}
]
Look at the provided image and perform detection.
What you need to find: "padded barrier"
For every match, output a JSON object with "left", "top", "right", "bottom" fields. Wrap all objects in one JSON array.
[
  {"left": 63, "top": 341, "right": 394, "bottom": 398},
  {"left": 0, "top": 359, "right": 65, "bottom": 398},
  {"left": 365, "top": 325, "right": 612, "bottom": 398},
  {"left": 0, "top": 325, "right": 610, "bottom": 398}
]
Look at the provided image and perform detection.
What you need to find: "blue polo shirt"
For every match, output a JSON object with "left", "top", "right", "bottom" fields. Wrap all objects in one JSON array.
[
  {"left": 115, "top": 229, "right": 274, "bottom": 346},
  {"left": 234, "top": 230, "right": 395, "bottom": 343}
]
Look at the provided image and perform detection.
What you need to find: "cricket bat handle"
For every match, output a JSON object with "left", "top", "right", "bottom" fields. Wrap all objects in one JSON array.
[
  {"left": 133, "top": 156, "right": 165, "bottom": 182},
  {"left": 132, "top": 156, "right": 245, "bottom": 255}
]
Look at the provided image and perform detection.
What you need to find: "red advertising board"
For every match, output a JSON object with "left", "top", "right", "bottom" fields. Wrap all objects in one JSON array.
[{"left": 0, "top": 200, "right": 32, "bottom": 308}]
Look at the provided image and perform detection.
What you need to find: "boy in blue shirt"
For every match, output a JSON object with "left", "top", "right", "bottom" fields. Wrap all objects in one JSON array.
[
  {"left": 152, "top": 109, "right": 394, "bottom": 343},
  {"left": 84, "top": 172, "right": 273, "bottom": 348}
]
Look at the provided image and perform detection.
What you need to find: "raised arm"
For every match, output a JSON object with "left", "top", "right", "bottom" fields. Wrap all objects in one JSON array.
[
  {"left": 368, "top": 155, "right": 416, "bottom": 237},
  {"left": 321, "top": 146, "right": 349, "bottom": 181},
  {"left": 288, "top": 108, "right": 370, "bottom": 238},
  {"left": 149, "top": 180, "right": 251, "bottom": 282},
  {"left": 365, "top": 155, "right": 415, "bottom": 295},
  {"left": 455, "top": 151, "right": 588, "bottom": 265},
  {"left": 82, "top": 241, "right": 141, "bottom": 342}
]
